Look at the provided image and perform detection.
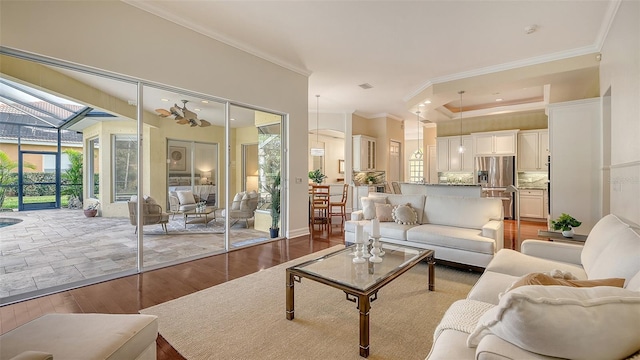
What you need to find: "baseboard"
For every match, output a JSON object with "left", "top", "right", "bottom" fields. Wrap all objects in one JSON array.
[{"left": 287, "top": 227, "right": 310, "bottom": 238}]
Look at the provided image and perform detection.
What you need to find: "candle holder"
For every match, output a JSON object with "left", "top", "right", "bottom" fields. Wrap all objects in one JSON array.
[
  {"left": 368, "top": 236, "right": 383, "bottom": 263},
  {"left": 353, "top": 241, "right": 366, "bottom": 264}
]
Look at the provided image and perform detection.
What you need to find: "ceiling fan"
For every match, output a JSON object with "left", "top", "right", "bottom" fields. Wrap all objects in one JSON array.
[{"left": 155, "top": 100, "right": 211, "bottom": 127}]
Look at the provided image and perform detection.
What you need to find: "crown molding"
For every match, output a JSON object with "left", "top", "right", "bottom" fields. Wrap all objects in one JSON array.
[
  {"left": 594, "top": 0, "right": 622, "bottom": 52},
  {"left": 123, "top": 1, "right": 312, "bottom": 77}
]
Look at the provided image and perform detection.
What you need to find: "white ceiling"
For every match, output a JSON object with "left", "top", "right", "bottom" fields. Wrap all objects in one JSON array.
[{"left": 125, "top": 0, "right": 614, "bottom": 125}]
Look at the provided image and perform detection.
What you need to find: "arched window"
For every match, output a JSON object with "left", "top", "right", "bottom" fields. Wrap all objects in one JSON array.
[{"left": 409, "top": 149, "right": 423, "bottom": 183}]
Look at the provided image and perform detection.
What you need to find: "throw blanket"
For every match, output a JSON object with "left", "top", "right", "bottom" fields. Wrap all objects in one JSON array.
[{"left": 433, "top": 299, "right": 494, "bottom": 341}]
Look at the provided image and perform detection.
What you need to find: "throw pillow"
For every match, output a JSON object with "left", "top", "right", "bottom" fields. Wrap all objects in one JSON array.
[
  {"left": 507, "top": 273, "right": 625, "bottom": 292},
  {"left": 467, "top": 285, "right": 640, "bottom": 360},
  {"left": 375, "top": 203, "right": 395, "bottom": 222},
  {"left": 361, "top": 197, "right": 387, "bottom": 220},
  {"left": 144, "top": 196, "right": 158, "bottom": 205},
  {"left": 176, "top": 190, "right": 196, "bottom": 205},
  {"left": 231, "top": 192, "right": 245, "bottom": 210},
  {"left": 392, "top": 203, "right": 418, "bottom": 225},
  {"left": 240, "top": 193, "right": 251, "bottom": 211}
]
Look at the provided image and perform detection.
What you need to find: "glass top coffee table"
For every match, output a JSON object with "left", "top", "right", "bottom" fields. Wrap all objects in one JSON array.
[
  {"left": 286, "top": 243, "right": 435, "bottom": 358},
  {"left": 182, "top": 206, "right": 217, "bottom": 228}
]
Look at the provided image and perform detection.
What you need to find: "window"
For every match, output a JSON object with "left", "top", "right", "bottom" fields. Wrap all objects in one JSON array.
[
  {"left": 88, "top": 138, "right": 100, "bottom": 198},
  {"left": 112, "top": 135, "right": 137, "bottom": 202},
  {"left": 409, "top": 149, "right": 423, "bottom": 183}
]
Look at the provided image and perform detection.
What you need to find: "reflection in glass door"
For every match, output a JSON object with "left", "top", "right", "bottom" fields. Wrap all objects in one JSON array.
[{"left": 19, "top": 151, "right": 59, "bottom": 210}]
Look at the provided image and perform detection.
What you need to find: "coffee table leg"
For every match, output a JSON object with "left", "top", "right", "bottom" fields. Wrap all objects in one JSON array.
[
  {"left": 286, "top": 270, "right": 295, "bottom": 320},
  {"left": 428, "top": 256, "right": 435, "bottom": 291},
  {"left": 358, "top": 294, "right": 370, "bottom": 357}
]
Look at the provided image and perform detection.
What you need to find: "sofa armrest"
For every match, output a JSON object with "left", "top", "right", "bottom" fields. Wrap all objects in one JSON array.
[
  {"left": 351, "top": 210, "right": 364, "bottom": 221},
  {"left": 521, "top": 239, "right": 583, "bottom": 265},
  {"left": 482, "top": 220, "right": 504, "bottom": 252},
  {"left": 476, "top": 335, "right": 558, "bottom": 360}
]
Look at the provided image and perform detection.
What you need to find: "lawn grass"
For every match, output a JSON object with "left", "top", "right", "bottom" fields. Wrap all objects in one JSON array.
[{"left": 1, "top": 196, "right": 69, "bottom": 209}]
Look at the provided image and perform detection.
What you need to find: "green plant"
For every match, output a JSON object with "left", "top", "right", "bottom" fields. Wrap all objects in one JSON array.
[
  {"left": 308, "top": 169, "right": 327, "bottom": 184},
  {"left": 61, "top": 149, "right": 84, "bottom": 204},
  {"left": 551, "top": 213, "right": 582, "bottom": 231},
  {"left": 85, "top": 200, "right": 100, "bottom": 211},
  {"left": 263, "top": 172, "right": 281, "bottom": 229},
  {"left": 366, "top": 174, "right": 377, "bottom": 184},
  {"left": 0, "top": 150, "right": 36, "bottom": 208}
]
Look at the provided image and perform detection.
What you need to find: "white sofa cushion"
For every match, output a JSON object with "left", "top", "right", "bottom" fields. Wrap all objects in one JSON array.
[
  {"left": 361, "top": 196, "right": 387, "bottom": 220},
  {"left": 485, "top": 249, "right": 587, "bottom": 279},
  {"left": 392, "top": 203, "right": 418, "bottom": 225},
  {"left": 423, "top": 196, "right": 502, "bottom": 229},
  {"left": 407, "top": 225, "right": 495, "bottom": 255},
  {"left": 467, "top": 271, "right": 520, "bottom": 305},
  {"left": 176, "top": 190, "right": 196, "bottom": 205},
  {"left": 581, "top": 215, "right": 640, "bottom": 286},
  {"left": 383, "top": 194, "right": 426, "bottom": 224},
  {"left": 467, "top": 285, "right": 640, "bottom": 360},
  {"left": 374, "top": 203, "right": 394, "bottom": 222}
]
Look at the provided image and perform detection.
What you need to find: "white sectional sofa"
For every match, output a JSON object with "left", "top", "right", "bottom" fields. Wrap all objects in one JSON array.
[
  {"left": 428, "top": 214, "right": 640, "bottom": 360},
  {"left": 345, "top": 193, "right": 504, "bottom": 268}
]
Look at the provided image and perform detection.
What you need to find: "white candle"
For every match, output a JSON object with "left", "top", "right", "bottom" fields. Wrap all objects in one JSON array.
[
  {"left": 355, "top": 224, "right": 363, "bottom": 244},
  {"left": 371, "top": 218, "right": 380, "bottom": 238}
]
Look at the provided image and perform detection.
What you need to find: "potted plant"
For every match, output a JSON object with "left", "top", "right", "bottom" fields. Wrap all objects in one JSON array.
[
  {"left": 366, "top": 174, "right": 377, "bottom": 185},
  {"left": 551, "top": 213, "right": 582, "bottom": 237},
  {"left": 264, "top": 173, "right": 281, "bottom": 238},
  {"left": 84, "top": 200, "right": 100, "bottom": 218},
  {"left": 308, "top": 169, "right": 327, "bottom": 184}
]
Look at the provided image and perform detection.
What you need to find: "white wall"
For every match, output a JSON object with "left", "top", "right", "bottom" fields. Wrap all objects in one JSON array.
[
  {"left": 599, "top": 0, "right": 640, "bottom": 225},
  {"left": 0, "top": 1, "right": 310, "bottom": 237}
]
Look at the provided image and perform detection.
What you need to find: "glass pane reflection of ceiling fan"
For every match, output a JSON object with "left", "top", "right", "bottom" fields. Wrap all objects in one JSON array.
[{"left": 155, "top": 100, "right": 211, "bottom": 127}]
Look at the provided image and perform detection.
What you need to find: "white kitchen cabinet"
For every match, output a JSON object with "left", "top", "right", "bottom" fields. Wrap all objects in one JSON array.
[
  {"left": 519, "top": 189, "right": 544, "bottom": 219},
  {"left": 353, "top": 135, "right": 376, "bottom": 171},
  {"left": 473, "top": 130, "right": 518, "bottom": 156},
  {"left": 437, "top": 135, "right": 473, "bottom": 172},
  {"left": 517, "top": 129, "right": 549, "bottom": 171}
]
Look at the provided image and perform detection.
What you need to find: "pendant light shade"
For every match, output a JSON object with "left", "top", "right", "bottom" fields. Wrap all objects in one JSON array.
[
  {"left": 458, "top": 91, "right": 465, "bottom": 154},
  {"left": 310, "top": 94, "right": 325, "bottom": 156}
]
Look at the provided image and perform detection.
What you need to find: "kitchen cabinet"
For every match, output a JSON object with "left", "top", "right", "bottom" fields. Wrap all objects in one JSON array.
[
  {"left": 473, "top": 130, "right": 518, "bottom": 156},
  {"left": 517, "top": 129, "right": 549, "bottom": 171},
  {"left": 437, "top": 135, "right": 473, "bottom": 172},
  {"left": 519, "top": 189, "right": 544, "bottom": 219},
  {"left": 353, "top": 135, "right": 376, "bottom": 171}
]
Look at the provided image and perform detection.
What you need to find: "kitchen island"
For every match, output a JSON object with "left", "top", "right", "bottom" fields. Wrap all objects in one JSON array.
[{"left": 399, "top": 182, "right": 482, "bottom": 197}]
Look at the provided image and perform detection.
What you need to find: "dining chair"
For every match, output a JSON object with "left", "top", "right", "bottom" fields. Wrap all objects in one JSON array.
[
  {"left": 329, "top": 183, "right": 349, "bottom": 228},
  {"left": 309, "top": 184, "right": 331, "bottom": 232},
  {"left": 391, "top": 181, "right": 402, "bottom": 194}
]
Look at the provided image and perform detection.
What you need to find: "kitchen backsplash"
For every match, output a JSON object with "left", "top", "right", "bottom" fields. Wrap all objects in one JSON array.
[
  {"left": 353, "top": 171, "right": 385, "bottom": 185},
  {"left": 517, "top": 172, "right": 548, "bottom": 188},
  {"left": 438, "top": 172, "right": 474, "bottom": 184}
]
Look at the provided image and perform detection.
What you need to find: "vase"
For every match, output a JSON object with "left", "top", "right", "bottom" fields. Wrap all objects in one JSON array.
[
  {"left": 269, "top": 228, "right": 279, "bottom": 238},
  {"left": 562, "top": 228, "right": 574, "bottom": 238},
  {"left": 84, "top": 209, "right": 97, "bottom": 218}
]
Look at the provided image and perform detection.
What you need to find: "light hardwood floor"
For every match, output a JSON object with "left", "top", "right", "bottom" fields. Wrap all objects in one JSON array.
[{"left": 0, "top": 219, "right": 549, "bottom": 359}]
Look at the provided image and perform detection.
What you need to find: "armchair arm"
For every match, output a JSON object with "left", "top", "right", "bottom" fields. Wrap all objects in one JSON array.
[
  {"left": 168, "top": 195, "right": 180, "bottom": 212},
  {"left": 351, "top": 210, "right": 364, "bottom": 221},
  {"left": 521, "top": 239, "right": 583, "bottom": 265},
  {"left": 482, "top": 220, "right": 504, "bottom": 252}
]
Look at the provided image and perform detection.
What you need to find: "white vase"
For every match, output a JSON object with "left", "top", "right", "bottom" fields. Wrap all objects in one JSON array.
[{"left": 562, "top": 228, "right": 574, "bottom": 238}]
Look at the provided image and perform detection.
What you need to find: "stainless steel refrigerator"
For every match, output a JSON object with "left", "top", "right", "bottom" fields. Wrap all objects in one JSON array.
[{"left": 475, "top": 156, "right": 515, "bottom": 219}]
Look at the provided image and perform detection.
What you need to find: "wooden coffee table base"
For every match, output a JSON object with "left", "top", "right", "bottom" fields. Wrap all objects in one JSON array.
[{"left": 286, "top": 248, "right": 435, "bottom": 358}]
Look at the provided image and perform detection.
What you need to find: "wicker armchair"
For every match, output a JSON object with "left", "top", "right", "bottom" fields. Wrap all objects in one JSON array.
[{"left": 127, "top": 196, "right": 170, "bottom": 233}]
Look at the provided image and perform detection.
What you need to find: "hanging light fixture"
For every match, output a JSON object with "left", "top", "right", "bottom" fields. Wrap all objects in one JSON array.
[
  {"left": 416, "top": 110, "right": 423, "bottom": 157},
  {"left": 458, "top": 90, "right": 465, "bottom": 153},
  {"left": 310, "top": 94, "right": 325, "bottom": 156}
]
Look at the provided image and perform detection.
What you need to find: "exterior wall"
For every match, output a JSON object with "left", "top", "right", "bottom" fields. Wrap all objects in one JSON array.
[
  {"left": 599, "top": 0, "right": 640, "bottom": 224},
  {"left": 1, "top": 0, "right": 308, "bottom": 236},
  {"left": 0, "top": 143, "right": 84, "bottom": 172}
]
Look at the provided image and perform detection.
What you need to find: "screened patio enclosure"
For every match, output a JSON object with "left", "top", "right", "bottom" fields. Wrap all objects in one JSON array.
[{"left": 0, "top": 51, "right": 285, "bottom": 305}]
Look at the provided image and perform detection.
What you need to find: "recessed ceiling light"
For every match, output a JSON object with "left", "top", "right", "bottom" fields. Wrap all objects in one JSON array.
[
  {"left": 524, "top": 24, "right": 537, "bottom": 34},
  {"left": 424, "top": 100, "right": 431, "bottom": 104},
  {"left": 161, "top": 98, "right": 169, "bottom": 102},
  {"left": 496, "top": 98, "right": 503, "bottom": 102},
  {"left": 419, "top": 104, "right": 425, "bottom": 107},
  {"left": 230, "top": 118, "right": 236, "bottom": 121},
  {"left": 194, "top": 108, "right": 201, "bottom": 111},
  {"left": 201, "top": 100, "right": 209, "bottom": 104}
]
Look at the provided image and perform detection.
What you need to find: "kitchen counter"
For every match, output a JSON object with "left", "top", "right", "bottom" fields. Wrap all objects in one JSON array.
[{"left": 400, "top": 183, "right": 482, "bottom": 197}]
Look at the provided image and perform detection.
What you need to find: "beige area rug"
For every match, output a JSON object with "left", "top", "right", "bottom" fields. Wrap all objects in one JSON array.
[{"left": 141, "top": 246, "right": 480, "bottom": 360}]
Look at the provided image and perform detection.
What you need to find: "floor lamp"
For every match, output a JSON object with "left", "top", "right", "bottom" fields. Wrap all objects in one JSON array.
[{"left": 506, "top": 185, "right": 520, "bottom": 249}]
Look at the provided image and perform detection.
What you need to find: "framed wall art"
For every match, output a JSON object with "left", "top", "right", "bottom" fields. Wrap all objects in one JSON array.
[{"left": 169, "top": 146, "right": 187, "bottom": 171}]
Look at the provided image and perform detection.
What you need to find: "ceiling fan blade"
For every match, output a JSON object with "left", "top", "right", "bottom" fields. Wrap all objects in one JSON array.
[
  {"left": 199, "top": 119, "right": 211, "bottom": 127},
  {"left": 155, "top": 109, "right": 171, "bottom": 117},
  {"left": 170, "top": 105, "right": 183, "bottom": 118},
  {"left": 176, "top": 118, "right": 189, "bottom": 125},
  {"left": 183, "top": 108, "right": 198, "bottom": 121}
]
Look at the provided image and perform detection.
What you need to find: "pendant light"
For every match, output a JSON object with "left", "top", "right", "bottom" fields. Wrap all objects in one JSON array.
[
  {"left": 310, "top": 94, "right": 325, "bottom": 156},
  {"left": 458, "top": 90, "right": 465, "bottom": 154},
  {"left": 416, "top": 110, "right": 423, "bottom": 157}
]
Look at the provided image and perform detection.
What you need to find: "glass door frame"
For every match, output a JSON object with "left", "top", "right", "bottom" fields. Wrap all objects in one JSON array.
[{"left": 18, "top": 150, "right": 61, "bottom": 211}]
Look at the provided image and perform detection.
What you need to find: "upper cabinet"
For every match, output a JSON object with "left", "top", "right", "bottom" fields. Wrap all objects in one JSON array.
[
  {"left": 517, "top": 129, "right": 549, "bottom": 171},
  {"left": 472, "top": 130, "right": 518, "bottom": 156},
  {"left": 437, "top": 135, "right": 474, "bottom": 172},
  {"left": 353, "top": 135, "right": 376, "bottom": 171}
]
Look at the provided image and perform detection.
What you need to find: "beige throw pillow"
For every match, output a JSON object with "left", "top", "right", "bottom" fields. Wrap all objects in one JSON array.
[
  {"left": 392, "top": 203, "right": 418, "bottom": 225},
  {"left": 375, "top": 203, "right": 395, "bottom": 222},
  {"left": 176, "top": 190, "right": 196, "bottom": 205},
  {"left": 508, "top": 273, "right": 625, "bottom": 291}
]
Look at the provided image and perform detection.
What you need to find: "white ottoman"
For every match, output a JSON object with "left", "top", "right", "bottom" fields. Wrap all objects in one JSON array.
[{"left": 0, "top": 314, "right": 158, "bottom": 360}]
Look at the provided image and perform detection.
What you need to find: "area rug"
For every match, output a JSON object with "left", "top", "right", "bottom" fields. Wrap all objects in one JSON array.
[{"left": 140, "top": 246, "right": 480, "bottom": 360}]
